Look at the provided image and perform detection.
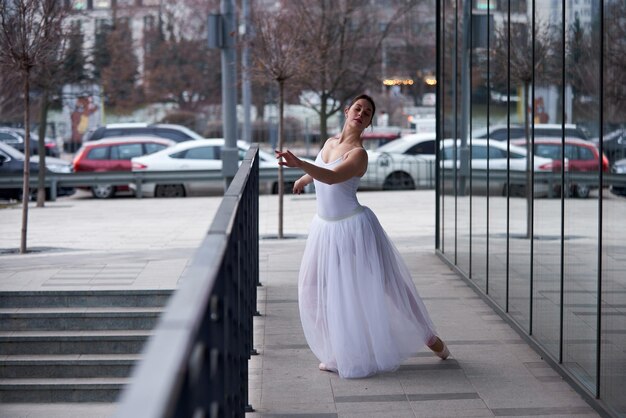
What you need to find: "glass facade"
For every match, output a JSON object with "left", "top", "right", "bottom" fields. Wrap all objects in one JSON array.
[{"left": 436, "top": 1, "right": 626, "bottom": 417}]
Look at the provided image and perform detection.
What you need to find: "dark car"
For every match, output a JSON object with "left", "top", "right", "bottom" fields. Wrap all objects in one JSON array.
[
  {"left": 610, "top": 158, "right": 626, "bottom": 197},
  {"left": 512, "top": 137, "right": 609, "bottom": 198},
  {"left": 0, "top": 142, "right": 74, "bottom": 201},
  {"left": 0, "top": 127, "right": 61, "bottom": 158},
  {"left": 592, "top": 128, "right": 626, "bottom": 167},
  {"left": 84, "top": 123, "right": 204, "bottom": 143},
  {"left": 72, "top": 136, "right": 175, "bottom": 198}
]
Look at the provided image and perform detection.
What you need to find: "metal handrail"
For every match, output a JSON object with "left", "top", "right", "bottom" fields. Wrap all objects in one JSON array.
[{"left": 114, "top": 145, "right": 260, "bottom": 418}]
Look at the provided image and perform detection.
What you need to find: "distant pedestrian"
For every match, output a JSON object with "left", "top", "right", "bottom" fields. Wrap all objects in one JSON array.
[{"left": 275, "top": 94, "right": 449, "bottom": 379}]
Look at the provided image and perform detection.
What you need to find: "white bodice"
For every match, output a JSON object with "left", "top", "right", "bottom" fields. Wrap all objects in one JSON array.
[{"left": 313, "top": 151, "right": 362, "bottom": 220}]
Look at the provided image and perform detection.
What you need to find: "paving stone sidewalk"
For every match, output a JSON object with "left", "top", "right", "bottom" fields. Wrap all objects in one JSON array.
[{"left": 0, "top": 190, "right": 600, "bottom": 418}]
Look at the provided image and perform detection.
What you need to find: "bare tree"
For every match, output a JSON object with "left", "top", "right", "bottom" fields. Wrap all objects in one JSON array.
[
  {"left": 250, "top": 7, "right": 310, "bottom": 239},
  {"left": 567, "top": 2, "right": 626, "bottom": 125},
  {"left": 143, "top": 0, "right": 221, "bottom": 111},
  {"left": 603, "top": 2, "right": 626, "bottom": 124},
  {"left": 0, "top": 71, "right": 23, "bottom": 123},
  {"left": 0, "top": 0, "right": 66, "bottom": 253},
  {"left": 101, "top": 18, "right": 140, "bottom": 113},
  {"left": 32, "top": 16, "right": 70, "bottom": 207},
  {"left": 283, "top": 0, "right": 419, "bottom": 141}
]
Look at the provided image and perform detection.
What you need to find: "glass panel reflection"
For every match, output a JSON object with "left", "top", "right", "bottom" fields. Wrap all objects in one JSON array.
[
  {"left": 561, "top": 0, "right": 600, "bottom": 393},
  {"left": 470, "top": 5, "right": 489, "bottom": 292},
  {"left": 456, "top": 0, "right": 471, "bottom": 276},
  {"left": 441, "top": 0, "right": 457, "bottom": 260},
  {"left": 485, "top": 0, "right": 512, "bottom": 310},
  {"left": 600, "top": 2, "right": 626, "bottom": 415},
  {"left": 436, "top": 0, "right": 626, "bottom": 415},
  {"left": 531, "top": 2, "right": 562, "bottom": 359}
]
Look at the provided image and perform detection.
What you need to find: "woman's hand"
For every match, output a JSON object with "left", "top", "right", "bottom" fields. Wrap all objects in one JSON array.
[
  {"left": 275, "top": 150, "right": 302, "bottom": 168},
  {"left": 293, "top": 178, "right": 306, "bottom": 195}
]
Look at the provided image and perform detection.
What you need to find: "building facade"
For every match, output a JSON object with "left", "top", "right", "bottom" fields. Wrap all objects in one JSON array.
[{"left": 436, "top": 1, "right": 625, "bottom": 417}]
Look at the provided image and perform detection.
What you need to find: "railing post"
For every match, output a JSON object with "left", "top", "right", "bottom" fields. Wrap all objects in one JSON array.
[
  {"left": 135, "top": 174, "right": 143, "bottom": 199},
  {"left": 50, "top": 178, "right": 57, "bottom": 201}
]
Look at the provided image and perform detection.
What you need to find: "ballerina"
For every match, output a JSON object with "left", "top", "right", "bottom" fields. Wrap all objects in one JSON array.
[{"left": 275, "top": 94, "right": 449, "bottom": 378}]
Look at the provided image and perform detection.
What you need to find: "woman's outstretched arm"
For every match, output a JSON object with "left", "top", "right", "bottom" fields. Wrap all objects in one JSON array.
[{"left": 275, "top": 149, "right": 367, "bottom": 186}]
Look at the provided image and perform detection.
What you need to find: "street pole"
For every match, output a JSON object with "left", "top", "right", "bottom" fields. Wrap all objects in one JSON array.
[
  {"left": 242, "top": 0, "right": 252, "bottom": 143},
  {"left": 221, "top": 0, "right": 239, "bottom": 188}
]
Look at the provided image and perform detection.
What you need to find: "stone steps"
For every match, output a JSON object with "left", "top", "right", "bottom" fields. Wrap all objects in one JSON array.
[
  {"left": 0, "top": 378, "right": 130, "bottom": 403},
  {"left": 0, "top": 290, "right": 172, "bottom": 403},
  {"left": 0, "top": 307, "right": 162, "bottom": 331},
  {"left": 0, "top": 355, "right": 139, "bottom": 378},
  {"left": 0, "top": 290, "right": 172, "bottom": 308}
]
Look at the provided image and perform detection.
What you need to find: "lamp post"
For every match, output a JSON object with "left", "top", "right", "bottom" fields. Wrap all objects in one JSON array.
[
  {"left": 208, "top": 0, "right": 238, "bottom": 189},
  {"left": 241, "top": 0, "right": 252, "bottom": 143}
]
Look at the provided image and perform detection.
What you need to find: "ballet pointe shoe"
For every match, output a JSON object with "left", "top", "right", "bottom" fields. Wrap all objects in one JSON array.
[
  {"left": 428, "top": 337, "right": 450, "bottom": 360},
  {"left": 319, "top": 363, "right": 336, "bottom": 373},
  {"left": 434, "top": 341, "right": 450, "bottom": 360}
]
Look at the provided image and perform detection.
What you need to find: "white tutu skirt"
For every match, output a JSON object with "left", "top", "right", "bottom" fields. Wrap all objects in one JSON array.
[{"left": 298, "top": 206, "right": 437, "bottom": 378}]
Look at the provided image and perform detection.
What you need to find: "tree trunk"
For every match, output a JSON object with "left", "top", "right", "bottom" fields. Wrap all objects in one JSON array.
[
  {"left": 319, "top": 93, "right": 328, "bottom": 142},
  {"left": 277, "top": 80, "right": 285, "bottom": 239},
  {"left": 37, "top": 90, "right": 49, "bottom": 207},
  {"left": 523, "top": 82, "right": 532, "bottom": 239},
  {"left": 20, "top": 75, "right": 31, "bottom": 254}
]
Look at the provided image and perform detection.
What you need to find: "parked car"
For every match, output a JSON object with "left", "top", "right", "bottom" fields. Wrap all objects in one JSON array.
[
  {"left": 609, "top": 158, "right": 626, "bottom": 197},
  {"left": 72, "top": 136, "right": 175, "bottom": 198},
  {"left": 591, "top": 128, "right": 626, "bottom": 167},
  {"left": 0, "top": 127, "right": 60, "bottom": 157},
  {"left": 473, "top": 123, "right": 589, "bottom": 141},
  {"left": 375, "top": 132, "right": 437, "bottom": 157},
  {"left": 129, "top": 139, "right": 297, "bottom": 197},
  {"left": 0, "top": 142, "right": 74, "bottom": 201},
  {"left": 361, "top": 133, "right": 437, "bottom": 191},
  {"left": 440, "top": 138, "right": 559, "bottom": 197},
  {"left": 512, "top": 137, "right": 608, "bottom": 198},
  {"left": 361, "top": 126, "right": 402, "bottom": 151},
  {"left": 84, "top": 123, "right": 205, "bottom": 143}
]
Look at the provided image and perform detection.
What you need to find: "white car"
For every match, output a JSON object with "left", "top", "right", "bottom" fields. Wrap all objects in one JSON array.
[
  {"left": 129, "top": 139, "right": 294, "bottom": 197},
  {"left": 472, "top": 123, "right": 588, "bottom": 141},
  {"left": 440, "top": 138, "right": 560, "bottom": 197},
  {"left": 361, "top": 133, "right": 437, "bottom": 190},
  {"left": 362, "top": 133, "right": 559, "bottom": 196}
]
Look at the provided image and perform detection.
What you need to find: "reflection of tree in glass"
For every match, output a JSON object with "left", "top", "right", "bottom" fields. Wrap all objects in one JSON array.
[
  {"left": 491, "top": 19, "right": 559, "bottom": 132},
  {"left": 490, "top": 18, "right": 559, "bottom": 238},
  {"left": 573, "top": 1, "right": 626, "bottom": 125}
]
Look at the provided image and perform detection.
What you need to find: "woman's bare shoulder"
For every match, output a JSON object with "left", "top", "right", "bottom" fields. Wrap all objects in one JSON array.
[
  {"left": 344, "top": 146, "right": 367, "bottom": 159},
  {"left": 322, "top": 136, "right": 340, "bottom": 148}
]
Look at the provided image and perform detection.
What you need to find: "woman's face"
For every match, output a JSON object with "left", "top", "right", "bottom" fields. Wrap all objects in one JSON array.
[{"left": 345, "top": 99, "right": 374, "bottom": 130}]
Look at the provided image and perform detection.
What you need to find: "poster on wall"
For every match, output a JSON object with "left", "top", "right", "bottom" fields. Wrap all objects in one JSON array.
[
  {"left": 62, "top": 84, "right": 102, "bottom": 152},
  {"left": 533, "top": 86, "right": 559, "bottom": 125}
]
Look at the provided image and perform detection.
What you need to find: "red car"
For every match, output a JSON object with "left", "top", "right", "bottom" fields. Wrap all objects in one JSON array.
[
  {"left": 72, "top": 136, "right": 175, "bottom": 198},
  {"left": 512, "top": 137, "right": 609, "bottom": 198}
]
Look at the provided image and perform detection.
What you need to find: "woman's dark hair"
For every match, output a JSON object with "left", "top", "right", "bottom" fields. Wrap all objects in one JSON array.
[{"left": 348, "top": 94, "right": 376, "bottom": 125}]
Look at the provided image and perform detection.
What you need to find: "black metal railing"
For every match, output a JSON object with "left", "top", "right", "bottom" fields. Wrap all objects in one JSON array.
[
  {"left": 0, "top": 163, "right": 298, "bottom": 200},
  {"left": 114, "top": 145, "right": 260, "bottom": 418}
]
